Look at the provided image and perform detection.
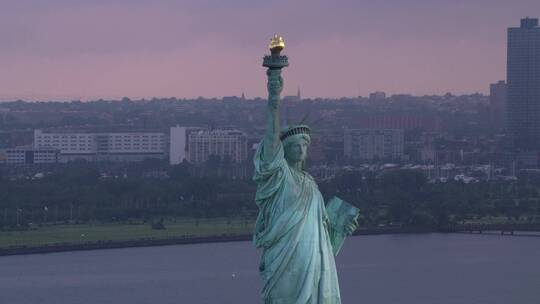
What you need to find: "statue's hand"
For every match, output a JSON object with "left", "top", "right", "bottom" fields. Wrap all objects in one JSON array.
[
  {"left": 345, "top": 216, "right": 359, "bottom": 235},
  {"left": 267, "top": 78, "right": 283, "bottom": 95}
]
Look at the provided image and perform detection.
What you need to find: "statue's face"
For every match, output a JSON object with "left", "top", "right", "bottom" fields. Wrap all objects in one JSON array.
[{"left": 284, "top": 137, "right": 309, "bottom": 163}]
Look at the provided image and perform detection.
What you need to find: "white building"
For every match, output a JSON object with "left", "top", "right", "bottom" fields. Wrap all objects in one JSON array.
[
  {"left": 170, "top": 125, "right": 188, "bottom": 165},
  {"left": 344, "top": 129, "right": 403, "bottom": 161},
  {"left": 0, "top": 147, "right": 59, "bottom": 165},
  {"left": 187, "top": 129, "right": 248, "bottom": 163},
  {"left": 34, "top": 129, "right": 166, "bottom": 162}
]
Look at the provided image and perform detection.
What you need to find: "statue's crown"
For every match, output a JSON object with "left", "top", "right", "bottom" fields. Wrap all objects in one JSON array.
[{"left": 280, "top": 125, "right": 311, "bottom": 141}]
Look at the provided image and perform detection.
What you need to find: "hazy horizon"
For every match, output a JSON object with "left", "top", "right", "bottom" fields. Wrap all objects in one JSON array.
[
  {"left": 0, "top": 91, "right": 487, "bottom": 103},
  {"left": 1, "top": 0, "right": 539, "bottom": 101}
]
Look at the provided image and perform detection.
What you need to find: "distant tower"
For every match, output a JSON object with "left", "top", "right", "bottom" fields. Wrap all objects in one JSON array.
[
  {"left": 297, "top": 87, "right": 301, "bottom": 101},
  {"left": 369, "top": 91, "right": 386, "bottom": 100},
  {"left": 507, "top": 17, "right": 540, "bottom": 151},
  {"left": 489, "top": 80, "right": 507, "bottom": 131},
  {"left": 241, "top": 92, "right": 246, "bottom": 100}
]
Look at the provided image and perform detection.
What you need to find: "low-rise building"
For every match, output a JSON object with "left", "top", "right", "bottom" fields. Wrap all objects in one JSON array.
[
  {"left": 369, "top": 91, "right": 386, "bottom": 100},
  {"left": 0, "top": 147, "right": 59, "bottom": 165},
  {"left": 34, "top": 129, "right": 166, "bottom": 162}
]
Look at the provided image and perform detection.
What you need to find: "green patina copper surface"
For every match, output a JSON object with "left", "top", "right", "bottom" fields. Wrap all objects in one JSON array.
[{"left": 253, "top": 35, "right": 359, "bottom": 304}]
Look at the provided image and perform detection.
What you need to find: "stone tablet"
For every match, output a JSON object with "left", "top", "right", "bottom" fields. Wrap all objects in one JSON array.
[{"left": 326, "top": 197, "right": 360, "bottom": 255}]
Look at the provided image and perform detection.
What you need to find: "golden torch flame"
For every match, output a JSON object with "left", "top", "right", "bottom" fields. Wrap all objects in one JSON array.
[{"left": 269, "top": 34, "right": 285, "bottom": 54}]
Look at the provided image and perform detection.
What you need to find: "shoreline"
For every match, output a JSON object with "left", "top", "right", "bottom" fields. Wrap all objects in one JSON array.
[
  {"left": 0, "top": 227, "right": 435, "bottom": 257},
  {"left": 0, "top": 234, "right": 253, "bottom": 257},
  {"left": 2, "top": 225, "right": 539, "bottom": 257}
]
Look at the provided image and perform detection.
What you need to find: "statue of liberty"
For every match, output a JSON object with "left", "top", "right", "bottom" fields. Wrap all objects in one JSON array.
[{"left": 253, "top": 34, "right": 359, "bottom": 304}]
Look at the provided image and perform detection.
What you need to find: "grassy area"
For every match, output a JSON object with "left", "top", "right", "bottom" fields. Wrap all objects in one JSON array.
[
  {"left": 461, "top": 215, "right": 538, "bottom": 225},
  {"left": 0, "top": 218, "right": 255, "bottom": 249}
]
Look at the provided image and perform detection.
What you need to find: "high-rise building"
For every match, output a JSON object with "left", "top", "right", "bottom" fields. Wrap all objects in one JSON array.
[
  {"left": 507, "top": 17, "right": 540, "bottom": 151},
  {"left": 344, "top": 129, "right": 403, "bottom": 161},
  {"left": 490, "top": 80, "right": 507, "bottom": 131}
]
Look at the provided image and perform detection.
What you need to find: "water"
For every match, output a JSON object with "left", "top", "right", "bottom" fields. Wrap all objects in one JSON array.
[{"left": 0, "top": 234, "right": 539, "bottom": 304}]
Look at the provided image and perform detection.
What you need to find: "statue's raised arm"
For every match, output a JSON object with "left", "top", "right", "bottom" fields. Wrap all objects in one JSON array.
[
  {"left": 262, "top": 34, "right": 288, "bottom": 161},
  {"left": 254, "top": 34, "right": 357, "bottom": 304},
  {"left": 263, "top": 69, "right": 283, "bottom": 160}
]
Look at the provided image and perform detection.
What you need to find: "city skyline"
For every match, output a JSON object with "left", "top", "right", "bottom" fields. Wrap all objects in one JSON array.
[{"left": 1, "top": 1, "right": 539, "bottom": 101}]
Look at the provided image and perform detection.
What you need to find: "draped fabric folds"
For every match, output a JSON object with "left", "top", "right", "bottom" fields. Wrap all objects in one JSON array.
[{"left": 253, "top": 140, "right": 343, "bottom": 304}]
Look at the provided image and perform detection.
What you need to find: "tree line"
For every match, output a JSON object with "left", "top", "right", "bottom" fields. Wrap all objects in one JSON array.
[{"left": 1, "top": 162, "right": 539, "bottom": 229}]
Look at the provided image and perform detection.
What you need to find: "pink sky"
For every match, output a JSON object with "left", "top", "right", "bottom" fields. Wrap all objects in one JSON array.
[{"left": 0, "top": 0, "right": 539, "bottom": 101}]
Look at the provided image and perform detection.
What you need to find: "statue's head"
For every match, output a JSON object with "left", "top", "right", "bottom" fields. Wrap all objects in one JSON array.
[{"left": 280, "top": 125, "right": 311, "bottom": 166}]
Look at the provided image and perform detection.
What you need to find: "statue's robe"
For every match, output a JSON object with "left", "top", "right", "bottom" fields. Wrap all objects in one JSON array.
[{"left": 253, "top": 141, "right": 344, "bottom": 304}]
